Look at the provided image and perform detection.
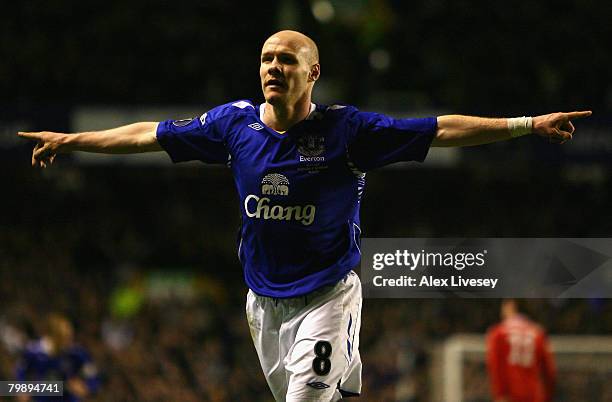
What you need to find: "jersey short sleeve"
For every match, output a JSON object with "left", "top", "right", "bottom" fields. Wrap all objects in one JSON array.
[
  {"left": 346, "top": 109, "right": 438, "bottom": 171},
  {"left": 156, "top": 106, "right": 230, "bottom": 164}
]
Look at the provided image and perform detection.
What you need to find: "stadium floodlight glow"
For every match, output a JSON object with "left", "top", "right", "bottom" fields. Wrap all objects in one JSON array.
[
  {"left": 369, "top": 48, "right": 391, "bottom": 71},
  {"left": 312, "top": 0, "right": 335, "bottom": 23}
]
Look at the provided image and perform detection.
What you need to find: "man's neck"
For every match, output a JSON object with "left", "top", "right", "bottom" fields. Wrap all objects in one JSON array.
[{"left": 262, "top": 97, "right": 313, "bottom": 132}]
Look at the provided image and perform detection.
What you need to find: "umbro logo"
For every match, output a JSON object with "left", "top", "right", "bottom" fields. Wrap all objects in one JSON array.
[
  {"left": 248, "top": 122, "right": 264, "bottom": 131},
  {"left": 306, "top": 381, "right": 330, "bottom": 390}
]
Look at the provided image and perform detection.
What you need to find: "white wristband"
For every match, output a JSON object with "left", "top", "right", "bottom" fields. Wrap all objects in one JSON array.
[{"left": 507, "top": 116, "right": 533, "bottom": 138}]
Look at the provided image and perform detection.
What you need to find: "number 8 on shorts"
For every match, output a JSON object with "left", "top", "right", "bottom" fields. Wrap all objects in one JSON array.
[{"left": 313, "top": 341, "right": 332, "bottom": 375}]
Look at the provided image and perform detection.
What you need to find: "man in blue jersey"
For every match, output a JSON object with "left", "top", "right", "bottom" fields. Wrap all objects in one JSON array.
[
  {"left": 19, "top": 30, "right": 590, "bottom": 401},
  {"left": 15, "top": 314, "right": 99, "bottom": 402}
]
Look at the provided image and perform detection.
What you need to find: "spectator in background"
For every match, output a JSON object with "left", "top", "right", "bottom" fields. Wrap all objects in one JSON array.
[
  {"left": 487, "top": 300, "right": 556, "bottom": 402},
  {"left": 15, "top": 313, "right": 99, "bottom": 402}
]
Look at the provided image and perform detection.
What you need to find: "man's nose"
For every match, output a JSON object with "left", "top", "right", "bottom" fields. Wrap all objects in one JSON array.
[
  {"left": 268, "top": 58, "right": 282, "bottom": 75},
  {"left": 268, "top": 63, "right": 283, "bottom": 77}
]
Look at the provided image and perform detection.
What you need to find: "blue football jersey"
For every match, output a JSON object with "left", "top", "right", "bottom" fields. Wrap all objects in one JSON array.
[
  {"left": 16, "top": 339, "right": 100, "bottom": 402},
  {"left": 157, "top": 100, "right": 437, "bottom": 297}
]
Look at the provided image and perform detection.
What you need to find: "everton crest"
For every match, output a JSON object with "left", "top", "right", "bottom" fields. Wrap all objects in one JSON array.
[{"left": 297, "top": 134, "right": 325, "bottom": 158}]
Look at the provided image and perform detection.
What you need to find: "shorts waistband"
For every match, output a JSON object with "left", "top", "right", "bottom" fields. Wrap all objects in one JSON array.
[{"left": 251, "top": 270, "right": 357, "bottom": 306}]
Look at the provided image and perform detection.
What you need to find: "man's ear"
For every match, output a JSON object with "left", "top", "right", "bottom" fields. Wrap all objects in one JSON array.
[{"left": 309, "top": 64, "right": 321, "bottom": 82}]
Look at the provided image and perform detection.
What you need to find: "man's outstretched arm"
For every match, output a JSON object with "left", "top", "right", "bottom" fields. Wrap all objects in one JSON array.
[
  {"left": 432, "top": 111, "right": 592, "bottom": 147},
  {"left": 18, "top": 122, "right": 162, "bottom": 168}
]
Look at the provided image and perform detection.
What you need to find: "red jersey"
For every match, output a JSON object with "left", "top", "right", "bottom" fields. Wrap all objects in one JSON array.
[{"left": 486, "top": 315, "right": 556, "bottom": 402}]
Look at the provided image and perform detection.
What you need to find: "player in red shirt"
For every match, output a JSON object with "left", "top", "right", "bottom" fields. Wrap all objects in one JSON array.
[{"left": 486, "top": 299, "right": 556, "bottom": 402}]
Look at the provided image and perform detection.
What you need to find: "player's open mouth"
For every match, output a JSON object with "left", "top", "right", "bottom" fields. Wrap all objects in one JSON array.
[{"left": 266, "top": 79, "right": 285, "bottom": 88}]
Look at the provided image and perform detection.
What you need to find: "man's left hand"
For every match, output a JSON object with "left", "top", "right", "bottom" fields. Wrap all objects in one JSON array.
[{"left": 532, "top": 111, "right": 592, "bottom": 144}]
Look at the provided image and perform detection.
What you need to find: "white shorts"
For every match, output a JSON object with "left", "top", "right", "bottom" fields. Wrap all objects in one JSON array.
[{"left": 246, "top": 271, "right": 362, "bottom": 402}]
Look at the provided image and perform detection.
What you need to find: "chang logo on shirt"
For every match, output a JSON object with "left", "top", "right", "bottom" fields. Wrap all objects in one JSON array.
[
  {"left": 244, "top": 173, "right": 316, "bottom": 226},
  {"left": 261, "top": 173, "right": 289, "bottom": 195}
]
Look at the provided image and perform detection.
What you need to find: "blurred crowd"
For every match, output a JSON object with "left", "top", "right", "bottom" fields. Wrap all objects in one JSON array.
[
  {"left": 5, "top": 1, "right": 611, "bottom": 113},
  {"left": 1, "top": 166, "right": 610, "bottom": 401}
]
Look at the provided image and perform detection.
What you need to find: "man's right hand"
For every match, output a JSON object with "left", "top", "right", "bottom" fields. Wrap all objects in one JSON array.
[
  {"left": 18, "top": 131, "right": 69, "bottom": 168},
  {"left": 18, "top": 122, "right": 161, "bottom": 167}
]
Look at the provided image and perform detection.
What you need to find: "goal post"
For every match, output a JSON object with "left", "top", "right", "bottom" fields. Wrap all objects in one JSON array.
[{"left": 432, "top": 334, "right": 612, "bottom": 402}]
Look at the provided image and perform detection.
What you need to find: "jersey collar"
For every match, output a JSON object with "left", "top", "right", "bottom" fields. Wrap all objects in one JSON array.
[{"left": 259, "top": 102, "right": 317, "bottom": 122}]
